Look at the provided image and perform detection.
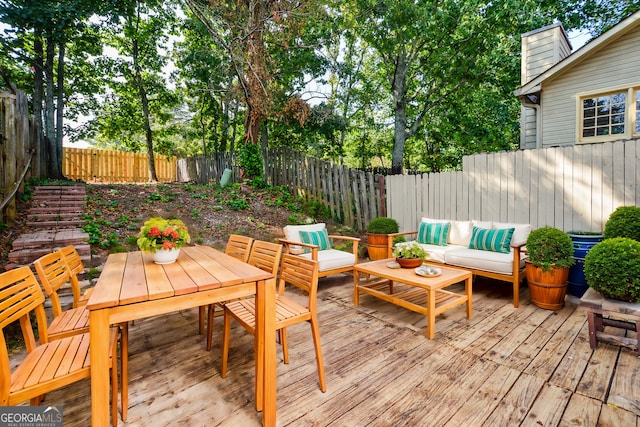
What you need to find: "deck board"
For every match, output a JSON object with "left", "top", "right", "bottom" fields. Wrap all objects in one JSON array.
[{"left": 10, "top": 273, "right": 640, "bottom": 426}]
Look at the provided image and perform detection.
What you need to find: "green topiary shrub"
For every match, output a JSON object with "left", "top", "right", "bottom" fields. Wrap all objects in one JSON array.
[
  {"left": 584, "top": 237, "right": 640, "bottom": 302},
  {"left": 366, "top": 217, "right": 399, "bottom": 234},
  {"left": 526, "top": 226, "right": 575, "bottom": 271},
  {"left": 603, "top": 206, "right": 640, "bottom": 241}
]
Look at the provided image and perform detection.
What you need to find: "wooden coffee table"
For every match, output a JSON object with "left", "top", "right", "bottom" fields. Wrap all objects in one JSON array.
[{"left": 354, "top": 259, "right": 472, "bottom": 339}]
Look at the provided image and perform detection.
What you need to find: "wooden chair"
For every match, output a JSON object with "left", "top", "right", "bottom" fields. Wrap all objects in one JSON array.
[
  {"left": 33, "top": 250, "right": 129, "bottom": 419},
  {"left": 205, "top": 240, "right": 282, "bottom": 350},
  {"left": 59, "top": 245, "right": 93, "bottom": 308},
  {"left": 198, "top": 235, "right": 254, "bottom": 336},
  {"left": 279, "top": 223, "right": 360, "bottom": 280},
  {"left": 33, "top": 251, "right": 90, "bottom": 340},
  {"left": 0, "top": 266, "right": 120, "bottom": 426},
  {"left": 221, "top": 254, "right": 326, "bottom": 392}
]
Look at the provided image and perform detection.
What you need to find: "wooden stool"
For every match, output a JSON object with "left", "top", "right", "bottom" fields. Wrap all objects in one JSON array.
[{"left": 580, "top": 287, "right": 640, "bottom": 356}]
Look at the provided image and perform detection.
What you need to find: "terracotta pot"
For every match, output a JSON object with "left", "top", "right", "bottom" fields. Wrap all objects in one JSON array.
[
  {"left": 525, "top": 262, "right": 569, "bottom": 310},
  {"left": 153, "top": 248, "right": 181, "bottom": 265},
  {"left": 396, "top": 257, "right": 423, "bottom": 268},
  {"left": 367, "top": 234, "right": 390, "bottom": 260}
]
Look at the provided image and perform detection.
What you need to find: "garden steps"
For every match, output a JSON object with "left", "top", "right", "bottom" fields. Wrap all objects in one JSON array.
[{"left": 6, "top": 185, "right": 90, "bottom": 266}]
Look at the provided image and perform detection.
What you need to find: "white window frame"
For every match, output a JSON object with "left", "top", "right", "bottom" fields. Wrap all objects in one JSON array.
[{"left": 576, "top": 84, "right": 640, "bottom": 144}]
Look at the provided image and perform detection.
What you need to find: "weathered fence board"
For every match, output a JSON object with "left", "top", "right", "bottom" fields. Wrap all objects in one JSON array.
[{"left": 387, "top": 139, "right": 640, "bottom": 233}]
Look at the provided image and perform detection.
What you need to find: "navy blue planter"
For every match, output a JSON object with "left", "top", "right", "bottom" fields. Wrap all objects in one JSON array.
[{"left": 567, "top": 232, "right": 604, "bottom": 297}]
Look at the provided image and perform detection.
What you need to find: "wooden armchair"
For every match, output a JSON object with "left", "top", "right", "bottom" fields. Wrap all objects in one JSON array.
[
  {"left": 279, "top": 223, "right": 360, "bottom": 279},
  {"left": 199, "top": 234, "right": 254, "bottom": 338},
  {"left": 0, "top": 266, "right": 120, "bottom": 426},
  {"left": 221, "top": 254, "right": 326, "bottom": 392},
  {"left": 205, "top": 239, "right": 282, "bottom": 351},
  {"left": 33, "top": 250, "right": 129, "bottom": 419}
]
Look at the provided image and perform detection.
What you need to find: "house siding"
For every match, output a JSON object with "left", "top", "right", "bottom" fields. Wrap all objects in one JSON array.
[
  {"left": 540, "top": 27, "right": 640, "bottom": 147},
  {"left": 521, "top": 25, "right": 571, "bottom": 84},
  {"left": 520, "top": 106, "right": 538, "bottom": 149}
]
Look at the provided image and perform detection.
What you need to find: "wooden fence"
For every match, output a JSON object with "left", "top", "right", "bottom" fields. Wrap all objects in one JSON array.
[
  {"left": 386, "top": 139, "right": 640, "bottom": 234},
  {"left": 177, "top": 147, "right": 385, "bottom": 231},
  {"left": 63, "top": 147, "right": 177, "bottom": 182},
  {"left": 0, "top": 91, "right": 34, "bottom": 226}
]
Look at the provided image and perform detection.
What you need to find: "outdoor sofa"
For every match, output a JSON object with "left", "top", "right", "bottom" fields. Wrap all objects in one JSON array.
[{"left": 387, "top": 218, "right": 531, "bottom": 307}]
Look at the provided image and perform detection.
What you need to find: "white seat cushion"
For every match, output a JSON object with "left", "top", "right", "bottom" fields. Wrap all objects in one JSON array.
[
  {"left": 444, "top": 247, "right": 525, "bottom": 275},
  {"left": 283, "top": 223, "right": 326, "bottom": 254},
  {"left": 299, "top": 249, "right": 356, "bottom": 272},
  {"left": 396, "top": 241, "right": 459, "bottom": 264}
]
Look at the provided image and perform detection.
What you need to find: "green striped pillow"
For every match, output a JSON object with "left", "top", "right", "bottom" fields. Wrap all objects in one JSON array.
[
  {"left": 468, "top": 227, "right": 515, "bottom": 253},
  {"left": 417, "top": 222, "right": 450, "bottom": 246},
  {"left": 299, "top": 229, "right": 332, "bottom": 251}
]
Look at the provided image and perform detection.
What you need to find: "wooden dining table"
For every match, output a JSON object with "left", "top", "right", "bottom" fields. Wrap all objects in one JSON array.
[{"left": 86, "top": 245, "right": 277, "bottom": 426}]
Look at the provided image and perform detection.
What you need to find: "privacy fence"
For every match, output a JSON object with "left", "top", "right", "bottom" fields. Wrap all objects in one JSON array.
[
  {"left": 0, "top": 91, "right": 36, "bottom": 226},
  {"left": 386, "top": 139, "right": 640, "bottom": 234},
  {"left": 177, "top": 148, "right": 385, "bottom": 231},
  {"left": 63, "top": 147, "right": 177, "bottom": 182}
]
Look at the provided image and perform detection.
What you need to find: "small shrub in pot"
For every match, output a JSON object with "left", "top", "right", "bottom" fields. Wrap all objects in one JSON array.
[
  {"left": 525, "top": 227, "right": 575, "bottom": 271},
  {"left": 366, "top": 217, "right": 399, "bottom": 234},
  {"left": 603, "top": 206, "right": 640, "bottom": 241},
  {"left": 584, "top": 237, "right": 640, "bottom": 302}
]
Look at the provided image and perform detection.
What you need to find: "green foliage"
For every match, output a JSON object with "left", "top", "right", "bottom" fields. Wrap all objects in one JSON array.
[
  {"left": 302, "top": 200, "right": 330, "bottom": 220},
  {"left": 226, "top": 198, "right": 249, "bottom": 211},
  {"left": 238, "top": 143, "right": 263, "bottom": 179},
  {"left": 584, "top": 237, "right": 640, "bottom": 302},
  {"left": 603, "top": 206, "right": 640, "bottom": 241},
  {"left": 393, "top": 242, "right": 427, "bottom": 260},
  {"left": 367, "top": 217, "right": 399, "bottom": 234},
  {"left": 526, "top": 227, "right": 575, "bottom": 271}
]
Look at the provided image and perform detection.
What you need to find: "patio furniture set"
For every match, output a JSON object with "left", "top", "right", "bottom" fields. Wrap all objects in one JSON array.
[{"left": 14, "top": 218, "right": 631, "bottom": 425}]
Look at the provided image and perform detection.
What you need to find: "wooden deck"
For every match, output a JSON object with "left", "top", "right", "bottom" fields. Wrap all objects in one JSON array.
[{"left": 11, "top": 274, "right": 640, "bottom": 426}]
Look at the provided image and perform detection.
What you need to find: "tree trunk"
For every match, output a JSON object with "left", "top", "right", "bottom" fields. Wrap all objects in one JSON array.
[
  {"left": 54, "top": 38, "right": 65, "bottom": 178},
  {"left": 33, "top": 27, "right": 46, "bottom": 177},
  {"left": 391, "top": 53, "right": 408, "bottom": 175},
  {"left": 44, "top": 30, "right": 60, "bottom": 178},
  {"left": 132, "top": 37, "right": 158, "bottom": 182}
]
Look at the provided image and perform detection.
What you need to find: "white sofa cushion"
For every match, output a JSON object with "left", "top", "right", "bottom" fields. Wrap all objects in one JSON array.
[
  {"left": 448, "top": 220, "right": 472, "bottom": 246},
  {"left": 493, "top": 221, "right": 532, "bottom": 246},
  {"left": 444, "top": 247, "right": 525, "bottom": 275},
  {"left": 283, "top": 223, "right": 326, "bottom": 254},
  {"left": 299, "top": 249, "right": 356, "bottom": 273},
  {"left": 420, "top": 217, "right": 472, "bottom": 246}
]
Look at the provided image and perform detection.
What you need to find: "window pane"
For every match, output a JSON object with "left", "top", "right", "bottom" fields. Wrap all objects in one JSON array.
[
  {"left": 612, "top": 93, "right": 626, "bottom": 104},
  {"left": 612, "top": 125, "right": 624, "bottom": 134},
  {"left": 583, "top": 98, "right": 596, "bottom": 108},
  {"left": 584, "top": 107, "right": 595, "bottom": 118},
  {"left": 583, "top": 118, "right": 595, "bottom": 127},
  {"left": 597, "top": 127, "right": 609, "bottom": 136},
  {"left": 583, "top": 128, "right": 595, "bottom": 137},
  {"left": 597, "top": 97, "right": 610, "bottom": 107},
  {"left": 612, "top": 114, "right": 625, "bottom": 124},
  {"left": 597, "top": 116, "right": 610, "bottom": 126}
]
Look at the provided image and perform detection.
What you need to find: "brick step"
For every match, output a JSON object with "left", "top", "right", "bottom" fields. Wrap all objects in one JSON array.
[
  {"left": 33, "top": 185, "right": 86, "bottom": 192},
  {"left": 28, "top": 207, "right": 85, "bottom": 214},
  {"left": 26, "top": 219, "right": 86, "bottom": 227},
  {"left": 27, "top": 213, "right": 84, "bottom": 221},
  {"left": 30, "top": 201, "right": 87, "bottom": 209},
  {"left": 7, "top": 243, "right": 91, "bottom": 265},
  {"left": 32, "top": 195, "right": 86, "bottom": 202},
  {"left": 11, "top": 229, "right": 90, "bottom": 250}
]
